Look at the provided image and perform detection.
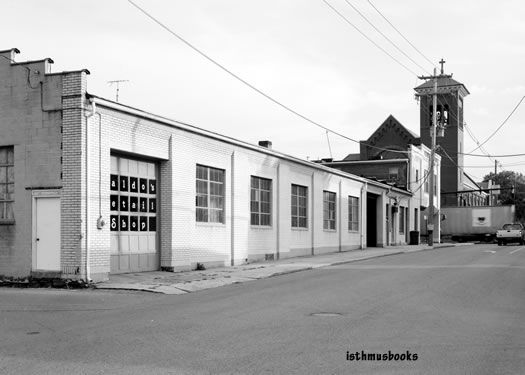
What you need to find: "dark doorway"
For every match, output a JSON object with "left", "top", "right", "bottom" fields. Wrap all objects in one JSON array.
[{"left": 366, "top": 193, "right": 378, "bottom": 247}]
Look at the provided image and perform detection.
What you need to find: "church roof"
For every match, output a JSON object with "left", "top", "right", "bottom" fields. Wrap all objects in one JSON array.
[
  {"left": 414, "top": 75, "right": 470, "bottom": 97},
  {"left": 366, "top": 114, "right": 419, "bottom": 143}
]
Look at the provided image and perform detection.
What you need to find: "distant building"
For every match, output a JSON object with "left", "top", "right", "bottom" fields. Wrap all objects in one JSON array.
[
  {"left": 319, "top": 115, "right": 441, "bottom": 244},
  {"left": 414, "top": 66, "right": 488, "bottom": 207}
]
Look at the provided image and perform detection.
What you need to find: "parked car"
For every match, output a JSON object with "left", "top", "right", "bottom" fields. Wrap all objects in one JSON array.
[{"left": 496, "top": 223, "right": 525, "bottom": 246}]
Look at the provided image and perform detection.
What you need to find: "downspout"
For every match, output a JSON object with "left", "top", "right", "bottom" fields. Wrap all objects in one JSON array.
[
  {"left": 360, "top": 182, "right": 367, "bottom": 249},
  {"left": 338, "top": 179, "right": 342, "bottom": 252},
  {"left": 276, "top": 162, "right": 280, "bottom": 260},
  {"left": 83, "top": 98, "right": 95, "bottom": 282},
  {"left": 311, "top": 172, "right": 315, "bottom": 256},
  {"left": 230, "top": 151, "right": 235, "bottom": 266}
]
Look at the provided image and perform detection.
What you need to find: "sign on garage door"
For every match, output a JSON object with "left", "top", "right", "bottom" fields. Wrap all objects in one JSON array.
[{"left": 110, "top": 155, "right": 159, "bottom": 273}]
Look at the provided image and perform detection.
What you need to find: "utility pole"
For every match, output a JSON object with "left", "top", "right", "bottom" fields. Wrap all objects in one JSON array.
[
  {"left": 418, "top": 60, "right": 452, "bottom": 246},
  {"left": 107, "top": 80, "right": 129, "bottom": 102},
  {"left": 494, "top": 159, "right": 498, "bottom": 175}
]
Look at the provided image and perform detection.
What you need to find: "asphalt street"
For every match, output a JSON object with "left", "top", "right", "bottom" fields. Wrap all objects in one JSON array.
[{"left": 0, "top": 244, "right": 523, "bottom": 374}]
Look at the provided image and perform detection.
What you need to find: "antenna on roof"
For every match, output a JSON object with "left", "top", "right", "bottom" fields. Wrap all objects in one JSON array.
[{"left": 107, "top": 80, "right": 129, "bottom": 102}]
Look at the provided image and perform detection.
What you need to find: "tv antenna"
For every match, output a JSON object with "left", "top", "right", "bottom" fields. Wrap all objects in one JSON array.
[{"left": 107, "top": 80, "right": 129, "bottom": 102}]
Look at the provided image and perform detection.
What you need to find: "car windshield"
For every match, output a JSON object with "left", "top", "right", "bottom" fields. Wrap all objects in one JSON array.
[{"left": 502, "top": 224, "right": 523, "bottom": 230}]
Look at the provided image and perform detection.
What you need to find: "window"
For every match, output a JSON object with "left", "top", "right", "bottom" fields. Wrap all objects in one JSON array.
[
  {"left": 415, "top": 169, "right": 419, "bottom": 183},
  {"left": 251, "top": 176, "right": 272, "bottom": 226},
  {"left": 0, "top": 146, "right": 14, "bottom": 222},
  {"left": 348, "top": 196, "right": 359, "bottom": 231},
  {"left": 399, "top": 207, "right": 405, "bottom": 233},
  {"left": 323, "top": 191, "right": 336, "bottom": 230},
  {"left": 196, "top": 165, "right": 225, "bottom": 223},
  {"left": 291, "top": 184, "right": 308, "bottom": 228},
  {"left": 388, "top": 167, "right": 399, "bottom": 180}
]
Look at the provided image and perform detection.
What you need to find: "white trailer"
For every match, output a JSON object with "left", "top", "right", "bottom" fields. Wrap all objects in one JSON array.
[{"left": 440, "top": 205, "right": 516, "bottom": 242}]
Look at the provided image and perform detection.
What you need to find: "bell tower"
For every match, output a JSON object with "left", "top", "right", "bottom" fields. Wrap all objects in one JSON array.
[{"left": 414, "top": 60, "right": 470, "bottom": 205}]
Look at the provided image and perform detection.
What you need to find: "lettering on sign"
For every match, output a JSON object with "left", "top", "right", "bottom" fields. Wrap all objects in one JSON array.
[
  {"left": 110, "top": 175, "right": 119, "bottom": 191},
  {"left": 110, "top": 195, "right": 118, "bottom": 211},
  {"left": 119, "top": 176, "right": 128, "bottom": 192},
  {"left": 140, "top": 216, "right": 148, "bottom": 231},
  {"left": 130, "top": 216, "right": 138, "bottom": 231},
  {"left": 120, "top": 216, "right": 129, "bottom": 231},
  {"left": 130, "top": 177, "right": 138, "bottom": 193},
  {"left": 140, "top": 178, "right": 147, "bottom": 194},
  {"left": 110, "top": 215, "right": 118, "bottom": 231}
]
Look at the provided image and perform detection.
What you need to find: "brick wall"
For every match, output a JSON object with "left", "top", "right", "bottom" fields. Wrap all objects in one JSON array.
[{"left": 0, "top": 49, "right": 65, "bottom": 277}]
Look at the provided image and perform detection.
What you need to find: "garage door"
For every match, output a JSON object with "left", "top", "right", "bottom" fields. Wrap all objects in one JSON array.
[{"left": 110, "top": 156, "right": 159, "bottom": 273}]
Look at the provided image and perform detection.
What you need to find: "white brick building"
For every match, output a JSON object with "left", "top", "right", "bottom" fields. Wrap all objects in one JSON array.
[{"left": 0, "top": 48, "right": 414, "bottom": 282}]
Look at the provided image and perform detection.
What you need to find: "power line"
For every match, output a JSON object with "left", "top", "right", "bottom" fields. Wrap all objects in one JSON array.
[
  {"left": 460, "top": 151, "right": 525, "bottom": 158},
  {"left": 127, "top": 0, "right": 411, "bottom": 156},
  {"left": 463, "top": 122, "right": 494, "bottom": 162},
  {"left": 321, "top": 0, "right": 419, "bottom": 77},
  {"left": 342, "top": 0, "right": 431, "bottom": 74},
  {"left": 469, "top": 95, "right": 525, "bottom": 153},
  {"left": 366, "top": 0, "right": 435, "bottom": 67},
  {"left": 440, "top": 147, "right": 481, "bottom": 181}
]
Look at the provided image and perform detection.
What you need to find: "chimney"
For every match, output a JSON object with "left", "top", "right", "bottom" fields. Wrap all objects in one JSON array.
[{"left": 258, "top": 140, "right": 272, "bottom": 149}]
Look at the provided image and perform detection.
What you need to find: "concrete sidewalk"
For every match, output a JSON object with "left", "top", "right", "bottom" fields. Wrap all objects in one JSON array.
[{"left": 94, "top": 243, "right": 465, "bottom": 295}]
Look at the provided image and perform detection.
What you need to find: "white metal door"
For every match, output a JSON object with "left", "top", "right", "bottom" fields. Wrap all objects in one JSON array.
[{"left": 34, "top": 197, "right": 61, "bottom": 271}]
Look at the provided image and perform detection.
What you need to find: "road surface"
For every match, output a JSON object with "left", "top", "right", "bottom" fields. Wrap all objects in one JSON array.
[{"left": 1, "top": 244, "right": 523, "bottom": 374}]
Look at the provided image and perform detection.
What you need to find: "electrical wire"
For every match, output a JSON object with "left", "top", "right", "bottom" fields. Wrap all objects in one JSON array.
[
  {"left": 321, "top": 0, "right": 419, "bottom": 77},
  {"left": 460, "top": 151, "right": 525, "bottom": 158},
  {"left": 463, "top": 122, "right": 494, "bottom": 162},
  {"left": 366, "top": 0, "right": 435, "bottom": 68},
  {"left": 440, "top": 147, "right": 481, "bottom": 181},
  {"left": 342, "top": 0, "right": 431, "bottom": 74},
  {"left": 127, "top": 0, "right": 411, "bottom": 156},
  {"left": 468, "top": 95, "right": 525, "bottom": 153}
]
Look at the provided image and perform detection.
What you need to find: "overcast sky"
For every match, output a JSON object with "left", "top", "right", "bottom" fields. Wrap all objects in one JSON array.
[{"left": 4, "top": 0, "right": 525, "bottom": 180}]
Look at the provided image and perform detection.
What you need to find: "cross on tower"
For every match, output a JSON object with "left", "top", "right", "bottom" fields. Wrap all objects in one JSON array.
[{"left": 439, "top": 58, "right": 446, "bottom": 75}]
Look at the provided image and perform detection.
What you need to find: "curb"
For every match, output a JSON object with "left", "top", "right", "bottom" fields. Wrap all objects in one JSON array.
[{"left": 94, "top": 244, "right": 461, "bottom": 294}]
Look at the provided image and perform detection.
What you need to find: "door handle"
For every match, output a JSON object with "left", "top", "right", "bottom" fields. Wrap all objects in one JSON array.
[{"left": 36, "top": 238, "right": 40, "bottom": 241}]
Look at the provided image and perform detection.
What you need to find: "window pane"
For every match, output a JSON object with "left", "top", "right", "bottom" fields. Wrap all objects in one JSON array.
[
  {"left": 261, "top": 202, "right": 270, "bottom": 214},
  {"left": 251, "top": 213, "right": 259, "bottom": 226},
  {"left": 0, "top": 149, "right": 6, "bottom": 164},
  {"left": 0, "top": 168, "right": 6, "bottom": 183},
  {"left": 300, "top": 217, "right": 307, "bottom": 228},
  {"left": 196, "top": 165, "right": 207, "bottom": 179},
  {"left": 6, "top": 149, "right": 14, "bottom": 165},
  {"left": 261, "top": 214, "right": 271, "bottom": 226},
  {"left": 196, "top": 194, "right": 207, "bottom": 208},
  {"left": 210, "top": 196, "right": 223, "bottom": 209},
  {"left": 210, "top": 209, "right": 223, "bottom": 223},
  {"left": 261, "top": 191, "right": 270, "bottom": 203},
  {"left": 5, "top": 202, "right": 13, "bottom": 219},
  {"left": 0, "top": 184, "right": 5, "bottom": 200},
  {"left": 196, "top": 180, "right": 208, "bottom": 194},
  {"left": 196, "top": 208, "right": 208, "bottom": 222},
  {"left": 261, "top": 179, "right": 271, "bottom": 191}
]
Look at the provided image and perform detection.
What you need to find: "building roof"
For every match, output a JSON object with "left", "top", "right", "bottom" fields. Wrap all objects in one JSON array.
[
  {"left": 87, "top": 94, "right": 412, "bottom": 196},
  {"left": 414, "top": 75, "right": 470, "bottom": 97}
]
